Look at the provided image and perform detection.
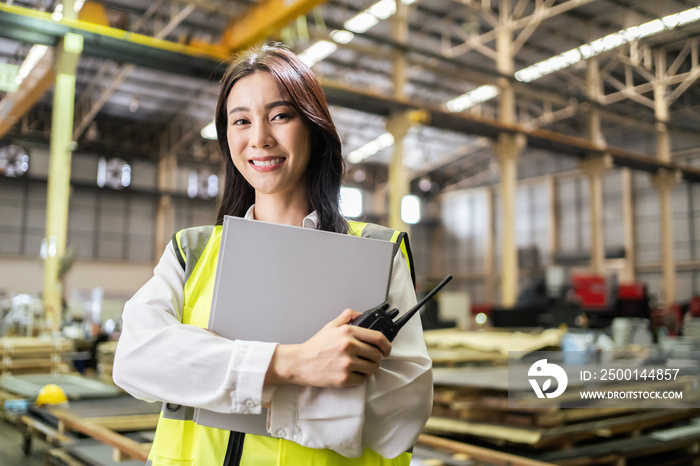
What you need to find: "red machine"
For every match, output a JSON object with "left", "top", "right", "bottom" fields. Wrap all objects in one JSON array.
[{"left": 571, "top": 274, "right": 607, "bottom": 308}]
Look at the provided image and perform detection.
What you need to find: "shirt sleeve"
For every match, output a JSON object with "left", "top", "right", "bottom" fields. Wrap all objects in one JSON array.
[
  {"left": 113, "top": 242, "right": 278, "bottom": 414},
  {"left": 265, "top": 249, "right": 433, "bottom": 458}
]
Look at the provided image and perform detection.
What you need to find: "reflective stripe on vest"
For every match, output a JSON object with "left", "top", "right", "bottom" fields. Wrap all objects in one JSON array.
[{"left": 148, "top": 222, "right": 413, "bottom": 466}]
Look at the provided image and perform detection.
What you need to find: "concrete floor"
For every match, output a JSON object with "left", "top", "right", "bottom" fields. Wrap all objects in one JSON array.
[{"left": 0, "top": 418, "right": 51, "bottom": 466}]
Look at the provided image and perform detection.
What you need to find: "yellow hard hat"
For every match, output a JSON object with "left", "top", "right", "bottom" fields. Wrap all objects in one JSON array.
[{"left": 36, "top": 384, "right": 68, "bottom": 406}]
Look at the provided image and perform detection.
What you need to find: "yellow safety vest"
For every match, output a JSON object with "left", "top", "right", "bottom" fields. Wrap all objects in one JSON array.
[{"left": 146, "top": 221, "right": 415, "bottom": 466}]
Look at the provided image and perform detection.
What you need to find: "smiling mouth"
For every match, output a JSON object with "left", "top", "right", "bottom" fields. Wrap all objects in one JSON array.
[{"left": 250, "top": 157, "right": 285, "bottom": 167}]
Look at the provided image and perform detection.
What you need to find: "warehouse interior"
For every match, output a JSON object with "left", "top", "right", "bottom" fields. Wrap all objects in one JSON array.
[{"left": 1, "top": 0, "right": 700, "bottom": 464}]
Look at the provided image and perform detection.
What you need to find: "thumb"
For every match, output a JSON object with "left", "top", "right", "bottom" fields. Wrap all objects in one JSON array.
[{"left": 328, "top": 308, "right": 361, "bottom": 327}]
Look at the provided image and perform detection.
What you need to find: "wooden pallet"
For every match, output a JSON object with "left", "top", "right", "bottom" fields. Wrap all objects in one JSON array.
[
  {"left": 45, "top": 396, "right": 161, "bottom": 432},
  {"left": 47, "top": 448, "right": 86, "bottom": 466},
  {"left": 19, "top": 414, "right": 75, "bottom": 455},
  {"left": 19, "top": 409, "right": 152, "bottom": 462},
  {"left": 53, "top": 411, "right": 151, "bottom": 462}
]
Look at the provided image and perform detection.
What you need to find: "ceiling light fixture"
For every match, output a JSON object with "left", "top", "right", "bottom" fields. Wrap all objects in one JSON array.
[
  {"left": 52, "top": 0, "right": 85, "bottom": 21},
  {"left": 129, "top": 95, "right": 140, "bottom": 113},
  {"left": 446, "top": 84, "right": 499, "bottom": 112},
  {"left": 344, "top": 0, "right": 418, "bottom": 33},
  {"left": 347, "top": 132, "right": 395, "bottom": 163},
  {"left": 51, "top": 3, "right": 63, "bottom": 21},
  {"left": 14, "top": 45, "right": 48, "bottom": 86},
  {"left": 201, "top": 121, "right": 217, "bottom": 140},
  {"left": 368, "top": 0, "right": 397, "bottom": 21},
  {"left": 330, "top": 29, "right": 355, "bottom": 44},
  {"left": 298, "top": 40, "right": 337, "bottom": 67},
  {"left": 446, "top": 6, "right": 700, "bottom": 112},
  {"left": 344, "top": 12, "right": 380, "bottom": 34}
]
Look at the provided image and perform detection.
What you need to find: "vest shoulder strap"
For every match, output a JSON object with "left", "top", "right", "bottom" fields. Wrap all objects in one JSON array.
[
  {"left": 347, "top": 221, "right": 416, "bottom": 288},
  {"left": 171, "top": 225, "right": 215, "bottom": 282}
]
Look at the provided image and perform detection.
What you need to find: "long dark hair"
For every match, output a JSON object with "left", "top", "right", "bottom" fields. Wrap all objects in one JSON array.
[{"left": 214, "top": 44, "right": 348, "bottom": 234}]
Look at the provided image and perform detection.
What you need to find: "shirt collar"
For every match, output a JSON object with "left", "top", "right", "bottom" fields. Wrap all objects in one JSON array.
[{"left": 244, "top": 205, "right": 319, "bottom": 230}]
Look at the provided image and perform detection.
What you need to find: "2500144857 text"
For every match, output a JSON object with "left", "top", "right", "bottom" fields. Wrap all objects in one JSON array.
[{"left": 581, "top": 368, "right": 680, "bottom": 382}]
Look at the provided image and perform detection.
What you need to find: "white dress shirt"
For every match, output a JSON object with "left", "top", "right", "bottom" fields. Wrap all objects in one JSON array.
[{"left": 113, "top": 207, "right": 432, "bottom": 458}]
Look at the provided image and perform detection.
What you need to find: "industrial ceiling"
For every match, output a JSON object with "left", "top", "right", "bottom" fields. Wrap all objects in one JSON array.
[{"left": 0, "top": 0, "right": 699, "bottom": 192}]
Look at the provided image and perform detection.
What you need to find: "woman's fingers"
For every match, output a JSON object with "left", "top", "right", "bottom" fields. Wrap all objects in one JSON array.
[
  {"left": 265, "top": 310, "right": 392, "bottom": 388},
  {"left": 352, "top": 339, "right": 384, "bottom": 365},
  {"left": 347, "top": 326, "right": 391, "bottom": 358}
]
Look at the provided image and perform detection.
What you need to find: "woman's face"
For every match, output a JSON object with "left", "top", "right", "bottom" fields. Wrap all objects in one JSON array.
[{"left": 226, "top": 71, "right": 311, "bottom": 201}]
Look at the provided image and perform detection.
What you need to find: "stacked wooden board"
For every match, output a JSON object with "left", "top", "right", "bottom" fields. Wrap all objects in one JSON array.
[
  {"left": 0, "top": 337, "right": 73, "bottom": 375},
  {"left": 96, "top": 340, "right": 118, "bottom": 384},
  {"left": 424, "top": 328, "right": 565, "bottom": 367},
  {"left": 426, "top": 360, "right": 700, "bottom": 465}
]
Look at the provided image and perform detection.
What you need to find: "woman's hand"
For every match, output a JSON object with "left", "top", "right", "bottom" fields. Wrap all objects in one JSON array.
[{"left": 264, "top": 309, "right": 391, "bottom": 387}]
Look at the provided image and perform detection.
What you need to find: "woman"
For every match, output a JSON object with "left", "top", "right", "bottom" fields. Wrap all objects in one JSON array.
[{"left": 113, "top": 44, "right": 432, "bottom": 465}]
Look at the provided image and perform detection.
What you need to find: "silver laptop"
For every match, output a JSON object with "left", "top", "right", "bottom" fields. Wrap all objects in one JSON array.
[{"left": 193, "top": 215, "right": 395, "bottom": 434}]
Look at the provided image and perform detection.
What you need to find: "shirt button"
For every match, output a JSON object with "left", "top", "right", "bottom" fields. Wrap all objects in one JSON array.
[
  {"left": 276, "top": 429, "right": 286, "bottom": 438},
  {"left": 294, "top": 426, "right": 301, "bottom": 436},
  {"left": 245, "top": 399, "right": 256, "bottom": 408}
]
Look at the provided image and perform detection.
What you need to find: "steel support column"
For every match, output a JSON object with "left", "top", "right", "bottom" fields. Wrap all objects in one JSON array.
[
  {"left": 494, "top": 1, "right": 523, "bottom": 307},
  {"left": 387, "top": 0, "right": 410, "bottom": 232},
  {"left": 547, "top": 175, "right": 558, "bottom": 256},
  {"left": 43, "top": 27, "right": 82, "bottom": 332},
  {"left": 484, "top": 186, "right": 495, "bottom": 303},
  {"left": 155, "top": 148, "right": 178, "bottom": 261},
  {"left": 652, "top": 169, "right": 679, "bottom": 307},
  {"left": 580, "top": 156, "right": 610, "bottom": 275},
  {"left": 621, "top": 168, "right": 635, "bottom": 282},
  {"left": 582, "top": 58, "right": 608, "bottom": 276},
  {"left": 652, "top": 50, "right": 678, "bottom": 307},
  {"left": 494, "top": 133, "right": 524, "bottom": 307},
  {"left": 653, "top": 51, "right": 678, "bottom": 308}
]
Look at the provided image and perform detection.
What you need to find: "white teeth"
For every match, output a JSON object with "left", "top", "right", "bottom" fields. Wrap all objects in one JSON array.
[{"left": 251, "top": 158, "right": 283, "bottom": 167}]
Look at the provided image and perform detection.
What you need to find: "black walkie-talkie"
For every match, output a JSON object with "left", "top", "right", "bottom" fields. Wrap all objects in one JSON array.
[{"left": 352, "top": 275, "right": 453, "bottom": 342}]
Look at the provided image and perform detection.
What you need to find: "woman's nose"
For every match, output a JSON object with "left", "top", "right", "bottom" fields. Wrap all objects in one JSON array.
[{"left": 250, "top": 121, "right": 275, "bottom": 149}]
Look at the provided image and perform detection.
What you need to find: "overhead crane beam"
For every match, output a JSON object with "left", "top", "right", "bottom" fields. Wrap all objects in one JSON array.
[
  {"left": 0, "top": 47, "right": 54, "bottom": 138},
  {"left": 217, "top": 0, "right": 328, "bottom": 51},
  {"left": 0, "top": 2, "right": 230, "bottom": 141},
  {"left": 73, "top": 1, "right": 197, "bottom": 141}
]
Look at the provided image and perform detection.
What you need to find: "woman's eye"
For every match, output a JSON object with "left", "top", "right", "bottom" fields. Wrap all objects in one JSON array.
[
  {"left": 272, "top": 113, "right": 292, "bottom": 121},
  {"left": 232, "top": 118, "right": 249, "bottom": 126}
]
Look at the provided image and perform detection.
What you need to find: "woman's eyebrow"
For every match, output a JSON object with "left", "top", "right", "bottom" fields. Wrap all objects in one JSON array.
[
  {"left": 228, "top": 100, "right": 293, "bottom": 116},
  {"left": 265, "top": 100, "right": 294, "bottom": 110}
]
